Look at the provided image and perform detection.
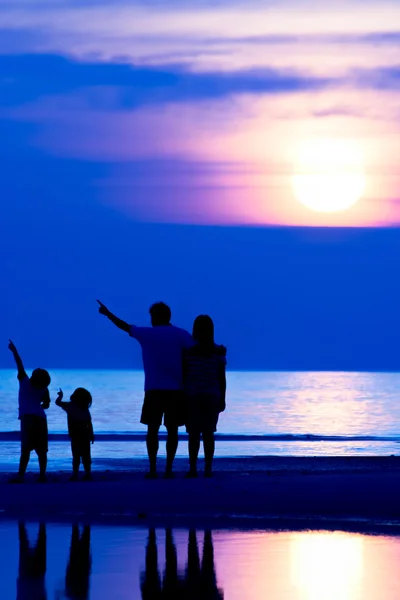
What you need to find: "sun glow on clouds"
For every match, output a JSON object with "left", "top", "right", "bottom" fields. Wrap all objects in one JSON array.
[{"left": 2, "top": 0, "right": 400, "bottom": 227}]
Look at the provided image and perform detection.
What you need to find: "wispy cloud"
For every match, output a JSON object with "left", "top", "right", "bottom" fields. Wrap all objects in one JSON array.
[
  {"left": 0, "top": 53, "right": 334, "bottom": 111},
  {"left": 1, "top": 1, "right": 400, "bottom": 74},
  {"left": 1, "top": 0, "right": 400, "bottom": 228},
  {"left": 355, "top": 65, "right": 400, "bottom": 90}
]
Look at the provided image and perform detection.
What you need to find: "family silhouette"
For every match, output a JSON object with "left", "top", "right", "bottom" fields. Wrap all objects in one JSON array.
[{"left": 8, "top": 300, "right": 226, "bottom": 481}]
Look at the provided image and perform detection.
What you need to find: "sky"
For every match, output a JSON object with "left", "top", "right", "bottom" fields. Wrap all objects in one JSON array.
[{"left": 1, "top": 0, "right": 400, "bottom": 370}]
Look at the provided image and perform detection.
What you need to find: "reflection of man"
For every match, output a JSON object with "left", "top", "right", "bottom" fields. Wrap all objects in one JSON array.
[
  {"left": 64, "top": 525, "right": 92, "bottom": 600},
  {"left": 140, "top": 529, "right": 162, "bottom": 600},
  {"left": 17, "top": 522, "right": 47, "bottom": 600},
  {"left": 98, "top": 300, "right": 193, "bottom": 478},
  {"left": 162, "top": 529, "right": 182, "bottom": 599},
  {"left": 140, "top": 528, "right": 183, "bottom": 600}
]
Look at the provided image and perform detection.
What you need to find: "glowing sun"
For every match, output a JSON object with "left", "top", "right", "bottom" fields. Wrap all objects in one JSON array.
[{"left": 291, "top": 138, "right": 366, "bottom": 213}]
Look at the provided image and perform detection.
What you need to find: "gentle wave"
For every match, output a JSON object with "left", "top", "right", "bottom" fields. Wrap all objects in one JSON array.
[{"left": 0, "top": 432, "right": 399, "bottom": 442}]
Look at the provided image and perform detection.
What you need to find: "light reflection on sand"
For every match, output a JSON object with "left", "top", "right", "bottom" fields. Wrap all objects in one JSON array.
[
  {"left": 1, "top": 523, "right": 400, "bottom": 599},
  {"left": 290, "top": 532, "right": 363, "bottom": 600}
]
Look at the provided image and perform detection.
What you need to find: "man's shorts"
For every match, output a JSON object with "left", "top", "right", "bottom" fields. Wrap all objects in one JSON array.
[
  {"left": 20, "top": 414, "right": 48, "bottom": 453},
  {"left": 140, "top": 390, "right": 186, "bottom": 428}
]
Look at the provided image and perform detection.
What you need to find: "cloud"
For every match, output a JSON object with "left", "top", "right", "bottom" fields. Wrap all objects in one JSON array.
[
  {"left": 0, "top": 53, "right": 334, "bottom": 111},
  {"left": 356, "top": 65, "right": 400, "bottom": 90}
]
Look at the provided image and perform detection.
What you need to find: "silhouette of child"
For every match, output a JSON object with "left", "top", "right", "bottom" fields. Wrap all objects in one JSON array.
[
  {"left": 183, "top": 316, "right": 226, "bottom": 478},
  {"left": 17, "top": 522, "right": 47, "bottom": 600},
  {"left": 64, "top": 525, "right": 92, "bottom": 600},
  {"left": 56, "top": 388, "right": 94, "bottom": 481},
  {"left": 8, "top": 339, "right": 51, "bottom": 483}
]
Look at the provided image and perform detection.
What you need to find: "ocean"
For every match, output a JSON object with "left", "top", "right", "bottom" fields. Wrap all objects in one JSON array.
[{"left": 0, "top": 369, "right": 399, "bottom": 469}]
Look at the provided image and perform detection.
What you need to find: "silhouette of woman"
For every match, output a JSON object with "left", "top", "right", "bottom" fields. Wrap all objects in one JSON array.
[{"left": 183, "top": 315, "right": 227, "bottom": 477}]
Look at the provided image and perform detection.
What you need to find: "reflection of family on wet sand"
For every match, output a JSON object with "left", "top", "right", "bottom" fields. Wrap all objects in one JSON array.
[
  {"left": 17, "top": 522, "right": 92, "bottom": 600},
  {"left": 16, "top": 523, "right": 223, "bottom": 600},
  {"left": 141, "top": 528, "right": 224, "bottom": 600}
]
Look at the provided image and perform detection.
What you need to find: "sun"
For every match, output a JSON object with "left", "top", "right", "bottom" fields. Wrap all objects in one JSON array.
[{"left": 291, "top": 138, "right": 366, "bottom": 213}]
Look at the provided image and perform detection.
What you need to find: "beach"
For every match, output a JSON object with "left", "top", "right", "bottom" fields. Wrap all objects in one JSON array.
[{"left": 1, "top": 456, "right": 400, "bottom": 529}]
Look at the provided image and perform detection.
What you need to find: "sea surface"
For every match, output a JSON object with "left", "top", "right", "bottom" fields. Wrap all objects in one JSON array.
[
  {"left": 1, "top": 521, "right": 400, "bottom": 599},
  {"left": 0, "top": 369, "right": 400, "bottom": 469}
]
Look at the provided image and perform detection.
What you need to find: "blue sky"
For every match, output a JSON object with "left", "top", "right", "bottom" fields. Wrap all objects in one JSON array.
[{"left": 1, "top": 0, "right": 400, "bottom": 369}]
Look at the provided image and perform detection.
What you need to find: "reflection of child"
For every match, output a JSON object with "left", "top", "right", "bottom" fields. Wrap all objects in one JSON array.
[
  {"left": 17, "top": 522, "right": 47, "bottom": 600},
  {"left": 8, "top": 339, "right": 51, "bottom": 483},
  {"left": 56, "top": 388, "right": 94, "bottom": 481}
]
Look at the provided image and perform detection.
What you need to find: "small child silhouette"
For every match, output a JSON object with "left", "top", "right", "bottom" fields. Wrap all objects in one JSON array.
[
  {"left": 8, "top": 339, "right": 51, "bottom": 483},
  {"left": 56, "top": 388, "right": 94, "bottom": 481}
]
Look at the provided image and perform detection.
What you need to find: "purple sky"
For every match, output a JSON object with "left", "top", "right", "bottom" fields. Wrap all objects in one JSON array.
[{"left": 1, "top": 0, "right": 400, "bottom": 227}]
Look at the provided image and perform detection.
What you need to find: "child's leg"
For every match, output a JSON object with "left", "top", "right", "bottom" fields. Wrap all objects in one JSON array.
[
  {"left": 81, "top": 440, "right": 92, "bottom": 478},
  {"left": 36, "top": 451, "right": 47, "bottom": 480},
  {"left": 18, "top": 449, "right": 30, "bottom": 478},
  {"left": 71, "top": 439, "right": 81, "bottom": 476},
  {"left": 34, "top": 417, "right": 48, "bottom": 481},
  {"left": 17, "top": 417, "right": 31, "bottom": 479}
]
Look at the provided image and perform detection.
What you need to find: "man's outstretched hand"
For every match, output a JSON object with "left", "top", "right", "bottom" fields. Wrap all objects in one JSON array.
[
  {"left": 8, "top": 339, "right": 16, "bottom": 353},
  {"left": 97, "top": 300, "right": 109, "bottom": 316}
]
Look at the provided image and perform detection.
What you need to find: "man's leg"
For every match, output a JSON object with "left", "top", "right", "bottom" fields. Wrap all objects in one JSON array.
[
  {"left": 165, "top": 426, "right": 178, "bottom": 477},
  {"left": 146, "top": 425, "right": 160, "bottom": 477}
]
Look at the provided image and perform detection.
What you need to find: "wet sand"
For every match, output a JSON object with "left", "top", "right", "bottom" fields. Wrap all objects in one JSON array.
[{"left": 1, "top": 456, "right": 400, "bottom": 528}]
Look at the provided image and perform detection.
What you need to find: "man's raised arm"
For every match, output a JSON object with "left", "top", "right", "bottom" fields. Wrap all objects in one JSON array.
[
  {"left": 8, "top": 339, "right": 27, "bottom": 380},
  {"left": 97, "top": 300, "right": 131, "bottom": 333}
]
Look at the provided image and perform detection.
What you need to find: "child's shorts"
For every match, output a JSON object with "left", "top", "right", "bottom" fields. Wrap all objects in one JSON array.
[{"left": 20, "top": 415, "right": 48, "bottom": 453}]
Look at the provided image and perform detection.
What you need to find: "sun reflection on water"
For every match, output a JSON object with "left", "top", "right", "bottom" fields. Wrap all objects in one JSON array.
[{"left": 290, "top": 532, "right": 363, "bottom": 600}]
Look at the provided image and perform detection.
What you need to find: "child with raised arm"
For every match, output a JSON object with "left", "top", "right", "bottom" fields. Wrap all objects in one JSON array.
[
  {"left": 8, "top": 339, "right": 51, "bottom": 483},
  {"left": 56, "top": 387, "right": 94, "bottom": 481}
]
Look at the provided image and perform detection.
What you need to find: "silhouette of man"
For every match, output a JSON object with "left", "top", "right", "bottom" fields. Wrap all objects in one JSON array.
[
  {"left": 98, "top": 300, "right": 192, "bottom": 478},
  {"left": 64, "top": 525, "right": 92, "bottom": 600},
  {"left": 17, "top": 522, "right": 47, "bottom": 600}
]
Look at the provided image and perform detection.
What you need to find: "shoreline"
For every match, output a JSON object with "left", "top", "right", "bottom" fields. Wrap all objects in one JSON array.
[{"left": 1, "top": 456, "right": 400, "bottom": 528}]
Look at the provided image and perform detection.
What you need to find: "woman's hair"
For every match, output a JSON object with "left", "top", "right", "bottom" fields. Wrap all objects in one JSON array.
[
  {"left": 71, "top": 387, "right": 92, "bottom": 409},
  {"left": 192, "top": 315, "right": 215, "bottom": 349}
]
